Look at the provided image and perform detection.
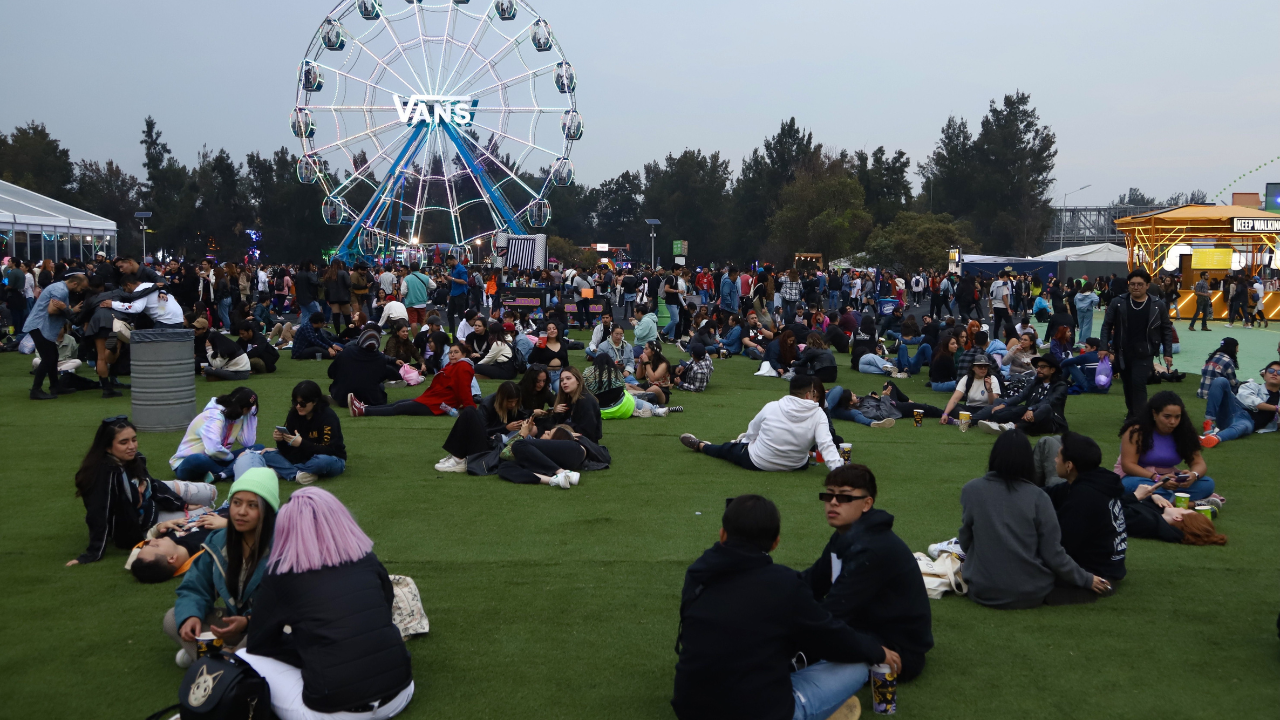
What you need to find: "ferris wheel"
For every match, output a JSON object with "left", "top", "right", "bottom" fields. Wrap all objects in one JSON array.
[{"left": 291, "top": 0, "right": 581, "bottom": 262}]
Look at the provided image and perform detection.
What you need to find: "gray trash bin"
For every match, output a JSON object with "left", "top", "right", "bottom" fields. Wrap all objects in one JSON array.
[{"left": 130, "top": 329, "right": 197, "bottom": 432}]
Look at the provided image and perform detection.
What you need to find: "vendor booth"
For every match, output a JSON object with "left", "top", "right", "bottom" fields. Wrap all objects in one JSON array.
[
  {"left": 958, "top": 253, "right": 1055, "bottom": 279},
  {"left": 1115, "top": 205, "right": 1279, "bottom": 320},
  {"left": 1033, "top": 243, "right": 1130, "bottom": 283}
]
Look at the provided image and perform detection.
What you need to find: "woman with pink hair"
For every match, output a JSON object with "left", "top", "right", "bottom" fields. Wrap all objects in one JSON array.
[{"left": 238, "top": 487, "right": 414, "bottom": 720}]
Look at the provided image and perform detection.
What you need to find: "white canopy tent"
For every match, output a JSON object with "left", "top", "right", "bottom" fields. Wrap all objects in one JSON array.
[
  {"left": 1034, "top": 243, "right": 1127, "bottom": 263},
  {"left": 0, "top": 179, "right": 116, "bottom": 262}
]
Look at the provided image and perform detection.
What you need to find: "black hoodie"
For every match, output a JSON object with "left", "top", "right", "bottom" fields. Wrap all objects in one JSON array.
[
  {"left": 279, "top": 405, "right": 346, "bottom": 462},
  {"left": 672, "top": 539, "right": 885, "bottom": 720},
  {"left": 1043, "top": 468, "right": 1128, "bottom": 580},
  {"left": 800, "top": 508, "right": 934, "bottom": 682}
]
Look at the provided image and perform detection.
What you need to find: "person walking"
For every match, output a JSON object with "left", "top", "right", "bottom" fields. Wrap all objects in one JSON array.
[
  {"left": 1098, "top": 269, "right": 1175, "bottom": 420},
  {"left": 1187, "top": 271, "right": 1212, "bottom": 331}
]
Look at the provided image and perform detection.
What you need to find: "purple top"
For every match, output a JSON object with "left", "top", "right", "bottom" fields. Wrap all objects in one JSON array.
[{"left": 1138, "top": 432, "right": 1182, "bottom": 468}]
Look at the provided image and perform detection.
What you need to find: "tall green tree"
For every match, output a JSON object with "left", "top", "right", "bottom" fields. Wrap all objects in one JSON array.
[
  {"left": 854, "top": 146, "right": 913, "bottom": 228},
  {"left": 765, "top": 153, "right": 872, "bottom": 265},
  {"left": 592, "top": 169, "right": 645, "bottom": 254},
  {"left": 863, "top": 212, "right": 977, "bottom": 272},
  {"left": 0, "top": 121, "right": 76, "bottom": 201},
  {"left": 641, "top": 149, "right": 732, "bottom": 265},
  {"left": 245, "top": 147, "right": 344, "bottom": 262},
  {"left": 74, "top": 160, "right": 144, "bottom": 254},
  {"left": 139, "top": 117, "right": 200, "bottom": 257},
  {"left": 732, "top": 118, "right": 821, "bottom": 261},
  {"left": 192, "top": 147, "right": 252, "bottom": 259}
]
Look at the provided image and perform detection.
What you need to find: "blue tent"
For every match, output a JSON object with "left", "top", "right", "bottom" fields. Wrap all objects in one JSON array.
[{"left": 960, "top": 254, "right": 1056, "bottom": 279}]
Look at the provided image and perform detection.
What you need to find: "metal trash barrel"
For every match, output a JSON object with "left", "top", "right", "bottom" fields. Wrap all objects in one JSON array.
[{"left": 130, "top": 329, "right": 197, "bottom": 432}]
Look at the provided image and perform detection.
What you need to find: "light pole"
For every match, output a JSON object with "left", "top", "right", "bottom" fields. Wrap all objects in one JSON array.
[
  {"left": 1058, "top": 185, "right": 1090, "bottom": 250},
  {"left": 133, "top": 212, "right": 152, "bottom": 262},
  {"left": 645, "top": 218, "right": 661, "bottom": 268}
]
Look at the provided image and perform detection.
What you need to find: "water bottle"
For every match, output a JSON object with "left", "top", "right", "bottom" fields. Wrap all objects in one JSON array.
[{"left": 439, "top": 403, "right": 458, "bottom": 417}]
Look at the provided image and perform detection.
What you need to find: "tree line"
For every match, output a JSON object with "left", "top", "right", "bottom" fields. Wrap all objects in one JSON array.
[{"left": 1, "top": 91, "right": 1066, "bottom": 269}]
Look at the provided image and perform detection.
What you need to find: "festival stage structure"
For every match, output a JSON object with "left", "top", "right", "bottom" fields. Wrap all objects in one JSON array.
[{"left": 1115, "top": 204, "right": 1279, "bottom": 319}]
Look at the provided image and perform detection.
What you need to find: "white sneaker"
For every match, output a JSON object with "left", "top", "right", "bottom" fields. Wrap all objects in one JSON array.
[
  {"left": 754, "top": 361, "right": 775, "bottom": 377},
  {"left": 435, "top": 456, "right": 466, "bottom": 473},
  {"left": 1000, "top": 422, "right": 1017, "bottom": 432},
  {"left": 927, "top": 538, "right": 966, "bottom": 560},
  {"left": 295, "top": 471, "right": 319, "bottom": 485},
  {"left": 978, "top": 420, "right": 1003, "bottom": 435},
  {"left": 175, "top": 648, "right": 193, "bottom": 668},
  {"left": 548, "top": 472, "right": 572, "bottom": 489},
  {"left": 892, "top": 372, "right": 910, "bottom": 379},
  {"left": 565, "top": 471, "right": 581, "bottom": 486},
  {"left": 652, "top": 407, "right": 669, "bottom": 417},
  {"left": 633, "top": 406, "right": 653, "bottom": 418},
  {"left": 870, "top": 418, "right": 896, "bottom": 428}
]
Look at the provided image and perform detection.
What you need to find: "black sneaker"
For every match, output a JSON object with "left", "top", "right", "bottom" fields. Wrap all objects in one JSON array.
[
  {"left": 30, "top": 389, "right": 57, "bottom": 400},
  {"left": 668, "top": 405, "right": 684, "bottom": 413},
  {"left": 102, "top": 386, "right": 123, "bottom": 399}
]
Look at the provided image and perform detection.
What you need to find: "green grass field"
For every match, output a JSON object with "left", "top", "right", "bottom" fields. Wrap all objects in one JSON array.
[{"left": 2, "top": 315, "right": 1277, "bottom": 719}]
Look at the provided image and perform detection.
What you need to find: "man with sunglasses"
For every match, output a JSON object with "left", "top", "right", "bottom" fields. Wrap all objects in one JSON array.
[
  {"left": 800, "top": 465, "right": 933, "bottom": 684},
  {"left": 1097, "top": 268, "right": 1174, "bottom": 420},
  {"left": 1200, "top": 360, "right": 1280, "bottom": 448}
]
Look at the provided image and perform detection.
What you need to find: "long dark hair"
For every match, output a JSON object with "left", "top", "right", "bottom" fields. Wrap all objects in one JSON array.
[
  {"left": 589, "top": 350, "right": 624, "bottom": 391},
  {"left": 778, "top": 329, "right": 797, "bottom": 367},
  {"left": 987, "top": 429, "right": 1034, "bottom": 491},
  {"left": 291, "top": 380, "right": 329, "bottom": 413},
  {"left": 493, "top": 381, "right": 522, "bottom": 424},
  {"left": 1204, "top": 338, "right": 1238, "bottom": 368},
  {"left": 1118, "top": 390, "right": 1201, "bottom": 464},
  {"left": 225, "top": 496, "right": 276, "bottom": 603},
  {"left": 518, "top": 364, "right": 554, "bottom": 412},
  {"left": 216, "top": 387, "right": 258, "bottom": 420},
  {"left": 645, "top": 341, "right": 670, "bottom": 374},
  {"left": 75, "top": 417, "right": 143, "bottom": 497}
]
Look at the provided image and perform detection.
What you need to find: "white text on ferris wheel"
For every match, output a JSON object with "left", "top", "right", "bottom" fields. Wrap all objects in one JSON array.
[{"left": 393, "top": 95, "right": 477, "bottom": 127}]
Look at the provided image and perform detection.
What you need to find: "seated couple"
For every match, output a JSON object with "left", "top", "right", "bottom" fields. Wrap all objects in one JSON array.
[
  {"left": 433, "top": 370, "right": 605, "bottom": 488},
  {"left": 234, "top": 380, "right": 347, "bottom": 485},
  {"left": 972, "top": 354, "right": 1069, "bottom": 436},
  {"left": 67, "top": 416, "right": 219, "bottom": 567},
  {"left": 672, "top": 469, "right": 933, "bottom": 720},
  {"left": 680, "top": 374, "right": 843, "bottom": 472},
  {"left": 349, "top": 342, "right": 477, "bottom": 418},
  {"left": 1199, "top": 360, "right": 1279, "bottom": 449},
  {"left": 168, "top": 480, "right": 416, "bottom": 720}
]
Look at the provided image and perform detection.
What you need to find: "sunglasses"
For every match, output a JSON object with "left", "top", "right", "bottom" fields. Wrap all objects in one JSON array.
[
  {"left": 1265, "top": 368, "right": 1280, "bottom": 376},
  {"left": 294, "top": 398, "right": 314, "bottom": 407},
  {"left": 819, "top": 492, "right": 871, "bottom": 504},
  {"left": 102, "top": 414, "right": 128, "bottom": 425}
]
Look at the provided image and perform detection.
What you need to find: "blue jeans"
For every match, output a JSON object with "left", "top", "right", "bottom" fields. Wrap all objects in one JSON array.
[
  {"left": 895, "top": 342, "right": 931, "bottom": 375},
  {"left": 1204, "top": 376, "right": 1255, "bottom": 442},
  {"left": 663, "top": 304, "right": 681, "bottom": 338},
  {"left": 929, "top": 380, "right": 957, "bottom": 392},
  {"left": 217, "top": 296, "right": 232, "bottom": 330},
  {"left": 826, "top": 386, "right": 872, "bottom": 426},
  {"left": 828, "top": 291, "right": 839, "bottom": 311},
  {"left": 173, "top": 445, "right": 261, "bottom": 481},
  {"left": 1065, "top": 364, "right": 1101, "bottom": 393},
  {"left": 1121, "top": 475, "right": 1216, "bottom": 502},
  {"left": 699, "top": 290, "right": 710, "bottom": 305},
  {"left": 791, "top": 661, "right": 868, "bottom": 720},
  {"left": 858, "top": 354, "right": 891, "bottom": 374},
  {"left": 234, "top": 449, "right": 346, "bottom": 481},
  {"left": 548, "top": 368, "right": 562, "bottom": 394}
]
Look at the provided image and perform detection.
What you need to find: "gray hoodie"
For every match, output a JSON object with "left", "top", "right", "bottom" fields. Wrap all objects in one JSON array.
[{"left": 958, "top": 471, "right": 1092, "bottom": 608}]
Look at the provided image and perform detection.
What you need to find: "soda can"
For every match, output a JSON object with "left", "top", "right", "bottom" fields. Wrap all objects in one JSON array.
[
  {"left": 870, "top": 663, "right": 897, "bottom": 714},
  {"left": 912, "top": 410, "right": 923, "bottom": 427}
]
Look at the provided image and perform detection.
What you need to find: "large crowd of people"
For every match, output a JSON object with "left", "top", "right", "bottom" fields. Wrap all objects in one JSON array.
[{"left": 16, "top": 249, "right": 1275, "bottom": 720}]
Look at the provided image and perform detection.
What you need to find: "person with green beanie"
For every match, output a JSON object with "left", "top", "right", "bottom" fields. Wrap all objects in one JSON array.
[{"left": 164, "top": 468, "right": 280, "bottom": 667}]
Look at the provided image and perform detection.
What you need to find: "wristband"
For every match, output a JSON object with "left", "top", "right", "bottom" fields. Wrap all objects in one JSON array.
[{"left": 1150, "top": 473, "right": 1159, "bottom": 482}]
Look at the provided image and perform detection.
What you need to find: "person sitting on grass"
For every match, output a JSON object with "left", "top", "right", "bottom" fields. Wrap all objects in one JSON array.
[
  {"left": 940, "top": 354, "right": 1002, "bottom": 426},
  {"left": 1061, "top": 337, "right": 1105, "bottom": 393},
  {"left": 494, "top": 420, "right": 612, "bottom": 489},
  {"left": 760, "top": 328, "right": 798, "bottom": 378},
  {"left": 1200, "top": 360, "right": 1280, "bottom": 448},
  {"left": 236, "top": 320, "right": 279, "bottom": 374},
  {"left": 238, "top": 487, "right": 415, "bottom": 720},
  {"left": 292, "top": 312, "right": 344, "bottom": 360},
  {"left": 680, "top": 374, "right": 843, "bottom": 472},
  {"left": 958, "top": 429, "right": 1113, "bottom": 609},
  {"left": 973, "top": 354, "right": 1068, "bottom": 436},
  {"left": 67, "top": 416, "right": 210, "bottom": 566},
  {"left": 349, "top": 343, "right": 476, "bottom": 418},
  {"left": 926, "top": 333, "right": 960, "bottom": 392},
  {"left": 538, "top": 366, "right": 603, "bottom": 442},
  {"left": 801, "top": 464, "right": 934, "bottom": 682},
  {"left": 585, "top": 312, "right": 615, "bottom": 359},
  {"left": 584, "top": 352, "right": 671, "bottom": 418},
  {"left": 434, "top": 381, "right": 529, "bottom": 473},
  {"left": 235, "top": 380, "right": 347, "bottom": 485},
  {"left": 167, "top": 468, "right": 278, "bottom": 668},
  {"left": 327, "top": 325, "right": 401, "bottom": 409},
  {"left": 1196, "top": 337, "right": 1240, "bottom": 400},
  {"left": 671, "top": 494, "right": 898, "bottom": 720},
  {"left": 128, "top": 509, "right": 228, "bottom": 583},
  {"left": 196, "top": 318, "right": 252, "bottom": 382},
  {"left": 383, "top": 319, "right": 425, "bottom": 372},
  {"left": 593, "top": 324, "right": 634, "bottom": 378},
  {"left": 517, "top": 364, "right": 556, "bottom": 417},
  {"left": 170, "top": 387, "right": 261, "bottom": 482},
  {"left": 1001, "top": 332, "right": 1038, "bottom": 378},
  {"left": 1118, "top": 391, "right": 1218, "bottom": 506},
  {"left": 793, "top": 333, "right": 838, "bottom": 383},
  {"left": 631, "top": 304, "right": 660, "bottom": 358},
  {"left": 1046, "top": 432, "right": 1128, "bottom": 585},
  {"left": 741, "top": 311, "right": 773, "bottom": 361},
  {"left": 673, "top": 342, "right": 715, "bottom": 392}
]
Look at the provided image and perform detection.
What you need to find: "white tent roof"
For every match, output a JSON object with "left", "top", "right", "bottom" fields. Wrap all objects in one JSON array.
[
  {"left": 1034, "top": 243, "right": 1127, "bottom": 263},
  {"left": 0, "top": 179, "right": 117, "bottom": 235}
]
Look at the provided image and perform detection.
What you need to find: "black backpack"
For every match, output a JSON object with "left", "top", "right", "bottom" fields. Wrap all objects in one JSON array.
[{"left": 146, "top": 651, "right": 273, "bottom": 720}]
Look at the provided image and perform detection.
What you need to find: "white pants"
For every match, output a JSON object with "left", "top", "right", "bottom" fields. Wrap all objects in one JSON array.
[
  {"left": 32, "top": 357, "right": 81, "bottom": 372},
  {"left": 237, "top": 650, "right": 414, "bottom": 720}
]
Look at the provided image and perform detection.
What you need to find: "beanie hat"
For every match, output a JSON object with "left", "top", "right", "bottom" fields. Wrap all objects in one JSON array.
[
  {"left": 228, "top": 467, "right": 280, "bottom": 511},
  {"left": 358, "top": 327, "right": 380, "bottom": 350}
]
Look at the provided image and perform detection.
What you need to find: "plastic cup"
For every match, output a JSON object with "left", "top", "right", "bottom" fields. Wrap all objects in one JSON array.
[
  {"left": 1174, "top": 492, "right": 1191, "bottom": 509},
  {"left": 1195, "top": 505, "right": 1213, "bottom": 518},
  {"left": 195, "top": 632, "right": 223, "bottom": 658},
  {"left": 959, "top": 411, "right": 971, "bottom": 433},
  {"left": 870, "top": 663, "right": 898, "bottom": 714},
  {"left": 912, "top": 410, "right": 923, "bottom": 427},
  {"left": 838, "top": 443, "right": 852, "bottom": 462}
]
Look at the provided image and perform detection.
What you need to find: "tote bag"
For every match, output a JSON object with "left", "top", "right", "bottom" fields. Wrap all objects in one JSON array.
[{"left": 1094, "top": 355, "right": 1113, "bottom": 390}]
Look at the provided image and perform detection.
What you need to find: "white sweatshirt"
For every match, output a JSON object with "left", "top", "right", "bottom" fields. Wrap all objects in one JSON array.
[{"left": 743, "top": 394, "right": 844, "bottom": 471}]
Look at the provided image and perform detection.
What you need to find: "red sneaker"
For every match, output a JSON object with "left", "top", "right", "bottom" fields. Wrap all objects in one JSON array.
[
  {"left": 349, "top": 395, "right": 366, "bottom": 418},
  {"left": 1199, "top": 434, "right": 1220, "bottom": 449},
  {"left": 1202, "top": 419, "right": 1213, "bottom": 434}
]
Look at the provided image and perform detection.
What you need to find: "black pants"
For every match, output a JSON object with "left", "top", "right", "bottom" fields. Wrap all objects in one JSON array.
[
  {"left": 1118, "top": 357, "right": 1152, "bottom": 420},
  {"left": 971, "top": 403, "right": 1060, "bottom": 435},
  {"left": 365, "top": 399, "right": 437, "bottom": 417},
  {"left": 442, "top": 406, "right": 496, "bottom": 458},
  {"left": 29, "top": 329, "right": 59, "bottom": 392},
  {"left": 700, "top": 441, "right": 762, "bottom": 471},
  {"left": 929, "top": 295, "right": 946, "bottom": 318},
  {"left": 796, "top": 366, "right": 838, "bottom": 384},
  {"left": 992, "top": 307, "right": 1010, "bottom": 335},
  {"left": 882, "top": 380, "right": 943, "bottom": 418},
  {"left": 475, "top": 360, "right": 517, "bottom": 379},
  {"left": 499, "top": 438, "right": 586, "bottom": 484}
]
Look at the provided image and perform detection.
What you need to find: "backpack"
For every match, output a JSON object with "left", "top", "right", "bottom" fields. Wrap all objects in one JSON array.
[{"left": 146, "top": 651, "right": 272, "bottom": 720}]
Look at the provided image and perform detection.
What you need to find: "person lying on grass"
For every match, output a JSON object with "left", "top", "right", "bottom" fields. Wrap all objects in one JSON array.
[
  {"left": 800, "top": 464, "right": 934, "bottom": 683},
  {"left": 128, "top": 508, "right": 227, "bottom": 583},
  {"left": 672, "top": 494, "right": 898, "bottom": 720},
  {"left": 680, "top": 374, "right": 843, "bottom": 472}
]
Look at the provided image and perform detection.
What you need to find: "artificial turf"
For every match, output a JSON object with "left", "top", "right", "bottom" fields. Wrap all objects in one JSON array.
[{"left": 1, "top": 315, "right": 1277, "bottom": 719}]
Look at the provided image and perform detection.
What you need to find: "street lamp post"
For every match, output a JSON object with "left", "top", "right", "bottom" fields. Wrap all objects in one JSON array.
[
  {"left": 645, "top": 218, "right": 661, "bottom": 268},
  {"left": 134, "top": 211, "right": 153, "bottom": 262},
  {"left": 1058, "top": 185, "right": 1091, "bottom": 250}
]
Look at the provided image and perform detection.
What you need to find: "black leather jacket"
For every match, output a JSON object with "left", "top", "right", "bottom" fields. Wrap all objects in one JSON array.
[{"left": 1098, "top": 293, "right": 1174, "bottom": 367}]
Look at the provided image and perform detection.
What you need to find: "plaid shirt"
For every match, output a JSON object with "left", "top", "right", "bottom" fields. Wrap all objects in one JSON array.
[
  {"left": 1197, "top": 351, "right": 1239, "bottom": 399},
  {"left": 779, "top": 279, "right": 803, "bottom": 302},
  {"left": 955, "top": 347, "right": 982, "bottom": 379},
  {"left": 676, "top": 356, "right": 715, "bottom": 392}
]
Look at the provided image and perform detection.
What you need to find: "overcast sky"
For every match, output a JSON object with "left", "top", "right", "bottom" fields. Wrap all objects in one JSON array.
[{"left": 2, "top": 0, "right": 1276, "bottom": 207}]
